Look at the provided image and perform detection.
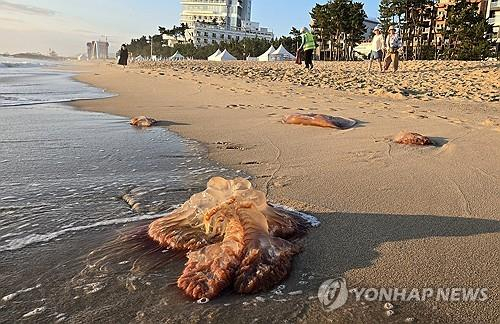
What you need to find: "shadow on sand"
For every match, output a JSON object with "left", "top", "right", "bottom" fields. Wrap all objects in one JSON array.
[
  {"left": 299, "top": 212, "right": 500, "bottom": 278},
  {"left": 155, "top": 120, "right": 190, "bottom": 127}
]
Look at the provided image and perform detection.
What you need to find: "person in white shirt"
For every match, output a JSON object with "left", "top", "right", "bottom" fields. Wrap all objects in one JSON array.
[
  {"left": 384, "top": 25, "right": 402, "bottom": 72},
  {"left": 368, "top": 26, "right": 384, "bottom": 72}
]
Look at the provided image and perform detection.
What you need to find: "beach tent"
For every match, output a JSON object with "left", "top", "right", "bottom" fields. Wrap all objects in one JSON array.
[
  {"left": 257, "top": 45, "right": 276, "bottom": 61},
  {"left": 208, "top": 49, "right": 222, "bottom": 61},
  {"left": 169, "top": 51, "right": 185, "bottom": 61},
  {"left": 353, "top": 41, "right": 371, "bottom": 59},
  {"left": 213, "top": 49, "right": 237, "bottom": 61},
  {"left": 270, "top": 44, "right": 295, "bottom": 61}
]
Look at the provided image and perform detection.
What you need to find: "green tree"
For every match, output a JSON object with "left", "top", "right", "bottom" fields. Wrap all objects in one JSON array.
[
  {"left": 310, "top": 0, "right": 366, "bottom": 61},
  {"left": 443, "top": 0, "right": 492, "bottom": 60}
]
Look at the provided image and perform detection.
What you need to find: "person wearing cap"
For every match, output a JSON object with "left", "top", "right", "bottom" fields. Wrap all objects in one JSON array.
[
  {"left": 368, "top": 26, "right": 384, "bottom": 72},
  {"left": 384, "top": 25, "right": 402, "bottom": 72},
  {"left": 299, "top": 27, "right": 316, "bottom": 70}
]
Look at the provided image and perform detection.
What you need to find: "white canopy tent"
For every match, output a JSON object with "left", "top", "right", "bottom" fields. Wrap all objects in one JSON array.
[
  {"left": 270, "top": 44, "right": 295, "bottom": 61},
  {"left": 213, "top": 49, "right": 237, "bottom": 61},
  {"left": 169, "top": 51, "right": 185, "bottom": 61},
  {"left": 207, "top": 49, "right": 222, "bottom": 61},
  {"left": 257, "top": 45, "right": 276, "bottom": 62}
]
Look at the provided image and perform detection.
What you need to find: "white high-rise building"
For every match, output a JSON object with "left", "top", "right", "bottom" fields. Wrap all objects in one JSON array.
[
  {"left": 180, "top": 0, "right": 272, "bottom": 47},
  {"left": 181, "top": 0, "right": 252, "bottom": 28}
]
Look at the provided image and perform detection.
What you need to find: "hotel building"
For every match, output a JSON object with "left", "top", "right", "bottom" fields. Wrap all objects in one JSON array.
[{"left": 179, "top": 0, "right": 273, "bottom": 46}]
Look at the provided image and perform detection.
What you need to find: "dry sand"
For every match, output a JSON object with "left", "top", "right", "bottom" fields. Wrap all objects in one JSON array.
[{"left": 70, "top": 60, "right": 499, "bottom": 323}]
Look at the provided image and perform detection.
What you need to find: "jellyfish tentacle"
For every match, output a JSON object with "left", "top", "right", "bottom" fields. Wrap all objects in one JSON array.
[
  {"left": 177, "top": 215, "right": 244, "bottom": 299},
  {"left": 233, "top": 203, "right": 299, "bottom": 294},
  {"left": 148, "top": 207, "right": 222, "bottom": 250}
]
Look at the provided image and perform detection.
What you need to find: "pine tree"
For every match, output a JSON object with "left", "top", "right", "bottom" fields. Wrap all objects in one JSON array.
[{"left": 444, "top": 0, "right": 492, "bottom": 60}]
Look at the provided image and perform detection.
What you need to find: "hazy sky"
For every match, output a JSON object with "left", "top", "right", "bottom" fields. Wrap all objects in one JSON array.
[{"left": 0, "top": 0, "right": 380, "bottom": 56}]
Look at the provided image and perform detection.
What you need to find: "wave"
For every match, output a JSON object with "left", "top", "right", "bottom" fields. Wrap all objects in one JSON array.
[
  {"left": 0, "top": 204, "right": 319, "bottom": 253},
  {"left": 0, "top": 62, "right": 52, "bottom": 69},
  {"left": 0, "top": 95, "right": 116, "bottom": 108},
  {"left": 0, "top": 212, "right": 172, "bottom": 253}
]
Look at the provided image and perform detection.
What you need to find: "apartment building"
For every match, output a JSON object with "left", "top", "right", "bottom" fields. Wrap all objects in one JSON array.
[{"left": 486, "top": 0, "right": 500, "bottom": 43}]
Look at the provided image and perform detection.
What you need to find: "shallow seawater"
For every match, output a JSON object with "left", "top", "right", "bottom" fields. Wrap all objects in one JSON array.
[
  {"left": 0, "top": 104, "right": 234, "bottom": 252},
  {"left": 0, "top": 100, "right": 252, "bottom": 321}
]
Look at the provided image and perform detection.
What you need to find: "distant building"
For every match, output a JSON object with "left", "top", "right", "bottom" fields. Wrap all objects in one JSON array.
[
  {"left": 433, "top": 0, "right": 488, "bottom": 46},
  {"left": 186, "top": 22, "right": 273, "bottom": 46},
  {"left": 180, "top": 0, "right": 273, "bottom": 46},
  {"left": 181, "top": 0, "right": 251, "bottom": 29},
  {"left": 86, "top": 41, "right": 109, "bottom": 60},
  {"left": 363, "top": 18, "right": 379, "bottom": 40},
  {"left": 486, "top": 0, "right": 500, "bottom": 44}
]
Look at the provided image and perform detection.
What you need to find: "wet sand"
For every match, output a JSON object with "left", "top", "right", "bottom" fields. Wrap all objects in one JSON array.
[{"left": 69, "top": 60, "right": 499, "bottom": 323}]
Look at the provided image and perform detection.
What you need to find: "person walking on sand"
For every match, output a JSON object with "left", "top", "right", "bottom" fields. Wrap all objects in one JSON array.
[
  {"left": 118, "top": 44, "right": 129, "bottom": 68},
  {"left": 299, "top": 27, "right": 316, "bottom": 70},
  {"left": 384, "top": 26, "right": 402, "bottom": 72},
  {"left": 368, "top": 26, "right": 384, "bottom": 72}
]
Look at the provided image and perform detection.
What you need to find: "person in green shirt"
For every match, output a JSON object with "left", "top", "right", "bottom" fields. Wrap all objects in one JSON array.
[{"left": 299, "top": 27, "right": 316, "bottom": 70}]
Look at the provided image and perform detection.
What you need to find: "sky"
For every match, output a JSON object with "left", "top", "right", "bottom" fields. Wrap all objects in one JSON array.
[{"left": 0, "top": 0, "right": 380, "bottom": 56}]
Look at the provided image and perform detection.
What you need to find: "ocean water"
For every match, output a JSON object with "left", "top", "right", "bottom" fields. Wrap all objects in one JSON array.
[
  {"left": 0, "top": 57, "right": 320, "bottom": 323},
  {"left": 0, "top": 57, "right": 234, "bottom": 253},
  {"left": 0, "top": 57, "right": 244, "bottom": 322},
  {"left": 0, "top": 57, "right": 110, "bottom": 107}
]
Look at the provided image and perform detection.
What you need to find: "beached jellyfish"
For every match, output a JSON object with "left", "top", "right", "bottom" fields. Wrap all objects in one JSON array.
[
  {"left": 130, "top": 116, "right": 157, "bottom": 127},
  {"left": 282, "top": 113, "right": 357, "bottom": 129},
  {"left": 394, "top": 132, "right": 434, "bottom": 146},
  {"left": 147, "top": 177, "right": 313, "bottom": 300}
]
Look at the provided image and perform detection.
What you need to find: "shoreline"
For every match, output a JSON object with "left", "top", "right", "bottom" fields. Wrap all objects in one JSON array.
[{"left": 69, "top": 60, "right": 500, "bottom": 323}]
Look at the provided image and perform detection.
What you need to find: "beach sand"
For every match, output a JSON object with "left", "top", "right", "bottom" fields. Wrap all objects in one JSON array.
[{"left": 70, "top": 60, "right": 499, "bottom": 323}]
